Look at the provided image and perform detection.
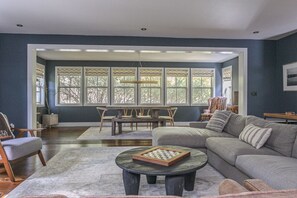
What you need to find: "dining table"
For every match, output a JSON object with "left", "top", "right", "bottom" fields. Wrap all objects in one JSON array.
[{"left": 106, "top": 105, "right": 171, "bottom": 118}]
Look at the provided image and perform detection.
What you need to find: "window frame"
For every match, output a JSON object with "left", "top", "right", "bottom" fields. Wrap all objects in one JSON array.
[
  {"left": 84, "top": 67, "right": 110, "bottom": 106},
  {"left": 111, "top": 67, "right": 137, "bottom": 105},
  {"left": 36, "top": 63, "right": 45, "bottom": 107},
  {"left": 55, "top": 66, "right": 83, "bottom": 106},
  {"left": 165, "top": 68, "right": 190, "bottom": 106},
  {"left": 138, "top": 67, "right": 164, "bottom": 105},
  {"left": 190, "top": 68, "right": 216, "bottom": 106},
  {"left": 222, "top": 66, "right": 233, "bottom": 105}
]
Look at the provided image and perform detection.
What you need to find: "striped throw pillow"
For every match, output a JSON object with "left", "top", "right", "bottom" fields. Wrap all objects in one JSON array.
[
  {"left": 206, "top": 110, "right": 232, "bottom": 132},
  {"left": 239, "top": 124, "right": 272, "bottom": 149}
]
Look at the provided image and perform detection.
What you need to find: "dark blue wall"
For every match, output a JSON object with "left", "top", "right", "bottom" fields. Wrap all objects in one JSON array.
[
  {"left": 276, "top": 32, "right": 297, "bottom": 113},
  {"left": 222, "top": 57, "right": 239, "bottom": 92},
  {"left": 0, "top": 33, "right": 277, "bottom": 127},
  {"left": 46, "top": 60, "right": 222, "bottom": 122}
]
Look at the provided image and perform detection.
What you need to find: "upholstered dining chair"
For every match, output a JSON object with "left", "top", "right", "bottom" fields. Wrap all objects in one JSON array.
[
  {"left": 200, "top": 96, "right": 227, "bottom": 121},
  {"left": 159, "top": 107, "right": 178, "bottom": 126},
  {"left": 96, "top": 107, "right": 116, "bottom": 132},
  {"left": 0, "top": 112, "right": 46, "bottom": 182}
]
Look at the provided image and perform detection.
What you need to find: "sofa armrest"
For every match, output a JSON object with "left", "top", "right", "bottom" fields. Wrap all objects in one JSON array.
[
  {"left": 219, "top": 179, "right": 249, "bottom": 195},
  {"left": 189, "top": 122, "right": 207, "bottom": 128},
  {"left": 243, "top": 179, "right": 275, "bottom": 191}
]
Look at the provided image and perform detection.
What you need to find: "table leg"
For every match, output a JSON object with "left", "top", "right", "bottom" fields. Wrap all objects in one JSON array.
[
  {"left": 118, "top": 122, "right": 122, "bottom": 134},
  {"left": 184, "top": 171, "right": 196, "bottom": 191},
  {"left": 146, "top": 175, "right": 157, "bottom": 184},
  {"left": 152, "top": 121, "right": 158, "bottom": 129},
  {"left": 111, "top": 120, "right": 115, "bottom": 136},
  {"left": 165, "top": 175, "right": 184, "bottom": 196},
  {"left": 123, "top": 170, "right": 140, "bottom": 195}
]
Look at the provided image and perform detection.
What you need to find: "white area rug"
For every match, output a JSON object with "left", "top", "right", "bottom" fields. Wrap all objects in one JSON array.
[
  {"left": 8, "top": 147, "right": 225, "bottom": 198},
  {"left": 77, "top": 126, "right": 153, "bottom": 140}
]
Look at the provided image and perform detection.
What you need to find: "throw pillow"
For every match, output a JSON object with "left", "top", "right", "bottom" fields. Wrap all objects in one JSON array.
[
  {"left": 206, "top": 110, "right": 232, "bottom": 132},
  {"left": 239, "top": 124, "right": 272, "bottom": 149}
]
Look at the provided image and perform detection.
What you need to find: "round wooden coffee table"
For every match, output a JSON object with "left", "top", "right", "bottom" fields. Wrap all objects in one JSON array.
[{"left": 115, "top": 146, "right": 208, "bottom": 196}]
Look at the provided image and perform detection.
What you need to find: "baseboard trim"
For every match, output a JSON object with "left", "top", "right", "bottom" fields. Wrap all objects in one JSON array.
[{"left": 56, "top": 121, "right": 191, "bottom": 127}]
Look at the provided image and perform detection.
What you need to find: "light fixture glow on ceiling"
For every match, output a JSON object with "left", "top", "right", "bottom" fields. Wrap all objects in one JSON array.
[
  {"left": 192, "top": 51, "right": 213, "bottom": 54},
  {"left": 113, "top": 50, "right": 136, "bottom": 53},
  {"left": 165, "top": 51, "right": 187, "bottom": 54},
  {"left": 85, "top": 49, "right": 109, "bottom": 52},
  {"left": 58, "top": 49, "right": 82, "bottom": 52},
  {"left": 36, "top": 48, "right": 46, "bottom": 51},
  {"left": 140, "top": 50, "right": 161, "bottom": 53},
  {"left": 220, "top": 51, "right": 234, "bottom": 54}
]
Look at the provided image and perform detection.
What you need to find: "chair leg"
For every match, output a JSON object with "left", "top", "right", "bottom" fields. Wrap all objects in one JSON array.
[
  {"left": 38, "top": 151, "right": 46, "bottom": 166},
  {"left": 3, "top": 160, "right": 16, "bottom": 182},
  {"left": 99, "top": 120, "right": 104, "bottom": 132}
]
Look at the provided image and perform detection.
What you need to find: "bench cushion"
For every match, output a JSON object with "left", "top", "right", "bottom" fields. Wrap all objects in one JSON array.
[
  {"left": 206, "top": 137, "right": 281, "bottom": 165},
  {"left": 152, "top": 127, "right": 233, "bottom": 148},
  {"left": 236, "top": 155, "right": 297, "bottom": 189},
  {"left": 2, "top": 137, "right": 42, "bottom": 161}
]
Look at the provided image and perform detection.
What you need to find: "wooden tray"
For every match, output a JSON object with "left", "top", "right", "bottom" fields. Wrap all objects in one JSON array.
[{"left": 132, "top": 146, "right": 190, "bottom": 166}]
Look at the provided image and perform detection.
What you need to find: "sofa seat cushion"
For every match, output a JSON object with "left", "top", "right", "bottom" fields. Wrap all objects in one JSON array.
[
  {"left": 2, "top": 137, "right": 42, "bottom": 161},
  {"left": 236, "top": 155, "right": 297, "bottom": 189},
  {"left": 152, "top": 127, "right": 233, "bottom": 148},
  {"left": 206, "top": 137, "right": 281, "bottom": 166}
]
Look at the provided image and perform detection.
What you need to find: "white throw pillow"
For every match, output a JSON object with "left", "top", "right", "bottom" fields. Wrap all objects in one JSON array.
[{"left": 239, "top": 124, "right": 272, "bottom": 149}]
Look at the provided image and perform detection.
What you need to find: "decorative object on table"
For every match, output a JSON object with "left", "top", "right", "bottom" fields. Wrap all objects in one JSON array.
[
  {"left": 200, "top": 96, "right": 227, "bottom": 121},
  {"left": 132, "top": 146, "right": 190, "bottom": 166},
  {"left": 283, "top": 62, "right": 297, "bottom": 91},
  {"left": 286, "top": 112, "right": 295, "bottom": 115}
]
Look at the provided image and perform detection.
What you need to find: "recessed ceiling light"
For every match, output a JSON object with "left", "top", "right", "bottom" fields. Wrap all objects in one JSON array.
[
  {"left": 16, "top": 24, "right": 23, "bottom": 27},
  {"left": 141, "top": 28, "right": 147, "bottom": 31},
  {"left": 192, "top": 51, "right": 213, "bottom": 54},
  {"left": 140, "top": 50, "right": 161, "bottom": 53},
  {"left": 36, "top": 48, "right": 46, "bottom": 51},
  {"left": 85, "top": 49, "right": 109, "bottom": 52},
  {"left": 58, "top": 49, "right": 82, "bottom": 52},
  {"left": 253, "top": 31, "right": 260, "bottom": 34},
  {"left": 165, "top": 51, "right": 187, "bottom": 54},
  {"left": 220, "top": 51, "right": 234, "bottom": 54},
  {"left": 113, "top": 50, "right": 135, "bottom": 53}
]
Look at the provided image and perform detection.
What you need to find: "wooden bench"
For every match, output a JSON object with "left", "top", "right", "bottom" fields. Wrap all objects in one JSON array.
[{"left": 111, "top": 117, "right": 166, "bottom": 136}]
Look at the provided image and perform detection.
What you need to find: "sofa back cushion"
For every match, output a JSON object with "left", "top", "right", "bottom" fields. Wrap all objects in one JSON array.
[
  {"left": 223, "top": 113, "right": 246, "bottom": 137},
  {"left": 246, "top": 116, "right": 297, "bottom": 156}
]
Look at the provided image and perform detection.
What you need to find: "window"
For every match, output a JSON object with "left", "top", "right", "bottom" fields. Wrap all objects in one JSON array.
[
  {"left": 139, "top": 68, "right": 163, "bottom": 104},
  {"left": 165, "top": 68, "right": 189, "bottom": 105},
  {"left": 84, "top": 67, "right": 109, "bottom": 105},
  {"left": 222, "top": 66, "right": 232, "bottom": 105},
  {"left": 112, "top": 68, "right": 137, "bottom": 104},
  {"left": 56, "top": 67, "right": 82, "bottom": 105},
  {"left": 36, "top": 64, "right": 45, "bottom": 106},
  {"left": 191, "top": 68, "right": 215, "bottom": 105}
]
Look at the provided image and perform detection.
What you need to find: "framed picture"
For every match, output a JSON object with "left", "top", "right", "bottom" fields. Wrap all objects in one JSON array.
[{"left": 283, "top": 62, "right": 297, "bottom": 91}]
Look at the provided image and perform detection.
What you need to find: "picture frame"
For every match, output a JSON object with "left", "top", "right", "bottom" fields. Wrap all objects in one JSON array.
[{"left": 283, "top": 62, "right": 297, "bottom": 91}]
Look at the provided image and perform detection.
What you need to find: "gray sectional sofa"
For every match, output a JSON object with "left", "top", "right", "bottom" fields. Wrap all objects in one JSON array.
[{"left": 152, "top": 113, "right": 297, "bottom": 190}]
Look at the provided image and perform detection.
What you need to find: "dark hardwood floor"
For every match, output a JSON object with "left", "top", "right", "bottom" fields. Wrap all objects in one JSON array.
[{"left": 0, "top": 127, "right": 152, "bottom": 197}]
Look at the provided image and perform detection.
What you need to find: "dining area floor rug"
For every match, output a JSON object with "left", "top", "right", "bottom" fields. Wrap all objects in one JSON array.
[
  {"left": 77, "top": 126, "right": 153, "bottom": 140},
  {"left": 8, "top": 147, "right": 224, "bottom": 198}
]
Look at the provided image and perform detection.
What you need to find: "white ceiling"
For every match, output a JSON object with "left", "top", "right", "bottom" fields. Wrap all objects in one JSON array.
[
  {"left": 1, "top": 0, "right": 297, "bottom": 40},
  {"left": 37, "top": 50, "right": 238, "bottom": 63}
]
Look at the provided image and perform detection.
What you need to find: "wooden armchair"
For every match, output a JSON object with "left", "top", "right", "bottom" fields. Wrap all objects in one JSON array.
[
  {"left": 0, "top": 112, "right": 46, "bottom": 182},
  {"left": 200, "top": 97, "right": 227, "bottom": 121}
]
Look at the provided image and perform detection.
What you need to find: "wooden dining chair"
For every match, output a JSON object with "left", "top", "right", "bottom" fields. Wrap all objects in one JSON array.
[
  {"left": 159, "top": 107, "right": 178, "bottom": 126},
  {"left": 96, "top": 107, "right": 116, "bottom": 132},
  {"left": 0, "top": 112, "right": 46, "bottom": 182},
  {"left": 135, "top": 108, "right": 152, "bottom": 129}
]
